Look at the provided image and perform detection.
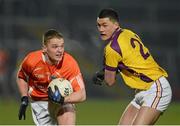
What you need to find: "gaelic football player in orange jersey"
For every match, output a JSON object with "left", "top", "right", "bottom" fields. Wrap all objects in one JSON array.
[
  {"left": 93, "top": 8, "right": 172, "bottom": 125},
  {"left": 17, "top": 29, "right": 86, "bottom": 125}
]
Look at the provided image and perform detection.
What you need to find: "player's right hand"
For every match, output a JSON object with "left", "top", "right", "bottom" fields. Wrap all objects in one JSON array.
[
  {"left": 92, "top": 69, "right": 104, "bottom": 85},
  {"left": 18, "top": 96, "right": 28, "bottom": 120}
]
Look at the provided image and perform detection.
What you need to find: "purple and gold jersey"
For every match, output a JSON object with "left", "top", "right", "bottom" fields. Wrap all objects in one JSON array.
[{"left": 104, "top": 28, "right": 167, "bottom": 90}]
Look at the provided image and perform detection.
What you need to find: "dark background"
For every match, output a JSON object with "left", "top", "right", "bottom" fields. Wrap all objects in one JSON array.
[{"left": 0, "top": 0, "right": 180, "bottom": 101}]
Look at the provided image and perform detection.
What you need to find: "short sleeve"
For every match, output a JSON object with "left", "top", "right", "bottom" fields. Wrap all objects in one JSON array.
[
  {"left": 104, "top": 46, "right": 122, "bottom": 71},
  {"left": 17, "top": 53, "right": 34, "bottom": 81},
  {"left": 64, "top": 53, "right": 85, "bottom": 92}
]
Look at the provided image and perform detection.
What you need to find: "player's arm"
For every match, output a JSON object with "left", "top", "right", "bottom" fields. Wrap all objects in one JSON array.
[
  {"left": 64, "top": 57, "right": 86, "bottom": 103},
  {"left": 64, "top": 86, "right": 86, "bottom": 103},
  {"left": 48, "top": 56, "right": 86, "bottom": 104},
  {"left": 16, "top": 77, "right": 28, "bottom": 97},
  {"left": 93, "top": 45, "right": 121, "bottom": 85},
  {"left": 65, "top": 73, "right": 86, "bottom": 103},
  {"left": 16, "top": 58, "right": 30, "bottom": 120},
  {"left": 17, "top": 61, "right": 29, "bottom": 97},
  {"left": 16, "top": 76, "right": 29, "bottom": 120},
  {"left": 104, "top": 69, "right": 116, "bottom": 86},
  {"left": 48, "top": 74, "right": 86, "bottom": 104},
  {"left": 93, "top": 68, "right": 119, "bottom": 86}
]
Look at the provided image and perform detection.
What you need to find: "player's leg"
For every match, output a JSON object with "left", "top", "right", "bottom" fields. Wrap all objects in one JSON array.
[
  {"left": 118, "top": 103, "right": 139, "bottom": 125},
  {"left": 133, "top": 106, "right": 161, "bottom": 125},
  {"left": 57, "top": 103, "right": 76, "bottom": 125},
  {"left": 133, "top": 76, "right": 172, "bottom": 125},
  {"left": 31, "top": 101, "right": 55, "bottom": 125}
]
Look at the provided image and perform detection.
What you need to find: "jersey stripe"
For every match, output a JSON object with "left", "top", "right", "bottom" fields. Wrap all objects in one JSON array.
[
  {"left": 110, "top": 29, "right": 123, "bottom": 56},
  {"left": 70, "top": 73, "right": 84, "bottom": 89},
  {"left": 118, "top": 62, "right": 153, "bottom": 83},
  {"left": 151, "top": 79, "right": 162, "bottom": 109},
  {"left": 105, "top": 65, "right": 117, "bottom": 71},
  {"left": 76, "top": 74, "right": 85, "bottom": 89}
]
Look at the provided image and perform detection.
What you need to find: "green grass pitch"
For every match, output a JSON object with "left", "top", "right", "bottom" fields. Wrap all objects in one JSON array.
[{"left": 0, "top": 99, "right": 179, "bottom": 125}]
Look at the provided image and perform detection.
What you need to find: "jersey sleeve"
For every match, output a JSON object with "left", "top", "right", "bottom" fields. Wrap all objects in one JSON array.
[
  {"left": 17, "top": 54, "right": 33, "bottom": 82},
  {"left": 65, "top": 55, "right": 85, "bottom": 92},
  {"left": 104, "top": 46, "right": 122, "bottom": 71}
]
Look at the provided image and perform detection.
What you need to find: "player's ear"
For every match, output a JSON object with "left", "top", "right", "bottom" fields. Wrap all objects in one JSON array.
[
  {"left": 42, "top": 44, "right": 47, "bottom": 52},
  {"left": 114, "top": 22, "right": 119, "bottom": 28}
]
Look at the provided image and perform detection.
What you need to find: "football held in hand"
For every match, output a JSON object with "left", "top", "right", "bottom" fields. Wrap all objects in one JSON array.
[{"left": 48, "top": 78, "right": 73, "bottom": 97}]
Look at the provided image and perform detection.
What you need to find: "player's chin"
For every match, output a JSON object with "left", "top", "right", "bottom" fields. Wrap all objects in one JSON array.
[
  {"left": 101, "top": 36, "right": 109, "bottom": 41},
  {"left": 56, "top": 56, "right": 62, "bottom": 61},
  {"left": 54, "top": 56, "right": 62, "bottom": 62}
]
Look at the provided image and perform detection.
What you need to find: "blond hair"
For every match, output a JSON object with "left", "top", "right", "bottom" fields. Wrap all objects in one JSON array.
[{"left": 42, "top": 29, "right": 63, "bottom": 45}]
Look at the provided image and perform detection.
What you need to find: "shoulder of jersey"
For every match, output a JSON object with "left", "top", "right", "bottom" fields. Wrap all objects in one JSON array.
[
  {"left": 63, "top": 52, "right": 77, "bottom": 64},
  {"left": 25, "top": 50, "right": 42, "bottom": 66},
  {"left": 121, "top": 29, "right": 136, "bottom": 36}
]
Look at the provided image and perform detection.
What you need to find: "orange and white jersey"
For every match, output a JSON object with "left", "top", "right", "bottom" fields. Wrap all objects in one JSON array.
[{"left": 17, "top": 50, "right": 85, "bottom": 101}]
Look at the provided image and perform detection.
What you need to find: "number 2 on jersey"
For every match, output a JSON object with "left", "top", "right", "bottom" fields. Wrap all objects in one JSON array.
[{"left": 130, "top": 37, "right": 150, "bottom": 60}]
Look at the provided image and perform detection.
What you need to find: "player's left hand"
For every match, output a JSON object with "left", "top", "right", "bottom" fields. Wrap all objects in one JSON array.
[{"left": 48, "top": 85, "right": 64, "bottom": 104}]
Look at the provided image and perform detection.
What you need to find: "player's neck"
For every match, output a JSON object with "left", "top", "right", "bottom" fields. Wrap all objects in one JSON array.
[
  {"left": 106, "top": 27, "right": 121, "bottom": 42},
  {"left": 44, "top": 54, "right": 58, "bottom": 65}
]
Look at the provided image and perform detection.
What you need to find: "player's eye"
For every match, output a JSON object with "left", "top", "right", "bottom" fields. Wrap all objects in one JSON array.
[
  {"left": 51, "top": 45, "right": 58, "bottom": 48},
  {"left": 103, "top": 24, "right": 108, "bottom": 28},
  {"left": 60, "top": 44, "right": 64, "bottom": 48},
  {"left": 60, "top": 45, "right": 64, "bottom": 48}
]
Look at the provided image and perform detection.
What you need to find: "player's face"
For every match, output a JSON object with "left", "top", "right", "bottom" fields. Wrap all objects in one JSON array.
[
  {"left": 43, "top": 37, "right": 64, "bottom": 64},
  {"left": 97, "top": 17, "right": 119, "bottom": 41}
]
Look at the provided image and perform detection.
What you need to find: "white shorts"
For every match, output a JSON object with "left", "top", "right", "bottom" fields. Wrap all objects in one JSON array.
[
  {"left": 30, "top": 101, "right": 75, "bottom": 125},
  {"left": 131, "top": 76, "right": 172, "bottom": 112}
]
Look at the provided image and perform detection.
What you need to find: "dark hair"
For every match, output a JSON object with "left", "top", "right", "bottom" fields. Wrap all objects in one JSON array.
[
  {"left": 98, "top": 8, "right": 119, "bottom": 23},
  {"left": 42, "top": 29, "right": 63, "bottom": 45}
]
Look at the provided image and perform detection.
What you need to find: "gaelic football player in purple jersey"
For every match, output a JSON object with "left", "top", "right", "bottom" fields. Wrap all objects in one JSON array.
[{"left": 93, "top": 8, "right": 172, "bottom": 125}]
